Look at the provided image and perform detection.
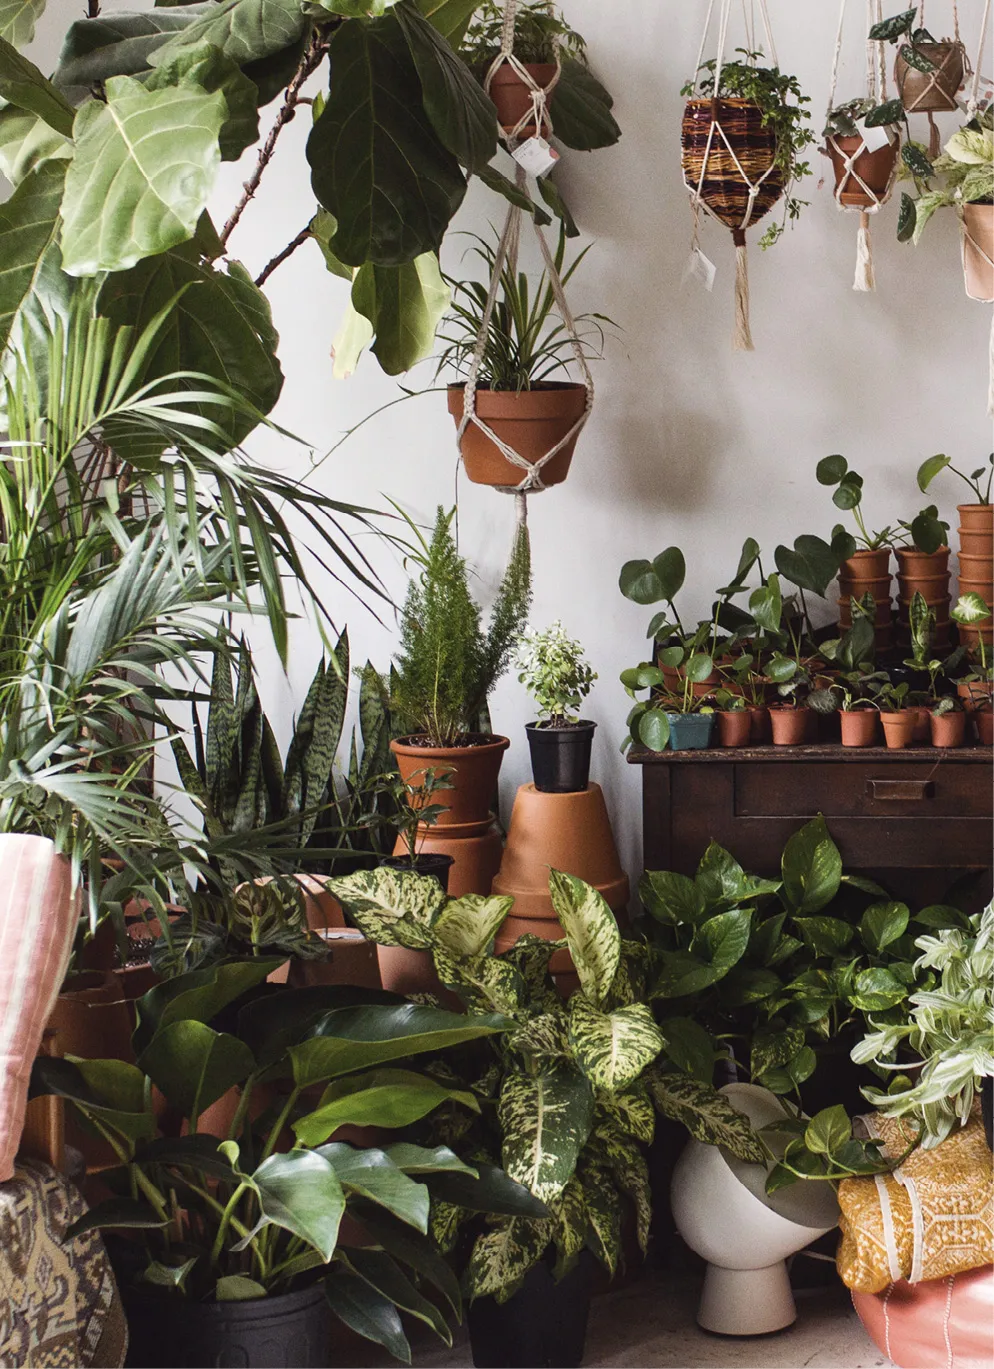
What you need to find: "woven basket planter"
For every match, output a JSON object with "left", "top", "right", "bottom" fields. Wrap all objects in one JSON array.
[{"left": 681, "top": 98, "right": 784, "bottom": 231}]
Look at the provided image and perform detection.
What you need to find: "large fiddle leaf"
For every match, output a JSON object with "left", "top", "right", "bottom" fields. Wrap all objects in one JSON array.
[
  {"left": 0, "top": 0, "right": 45, "bottom": 48},
  {"left": 150, "top": 0, "right": 309, "bottom": 71},
  {"left": 60, "top": 75, "right": 226, "bottom": 276},
  {"left": 548, "top": 869, "right": 620, "bottom": 1008},
  {"left": 0, "top": 37, "right": 73, "bottom": 135},
  {"left": 346, "top": 251, "right": 451, "bottom": 375},
  {"left": 0, "top": 160, "right": 70, "bottom": 359},
  {"left": 418, "top": 0, "right": 478, "bottom": 42},
  {"left": 307, "top": 12, "right": 466, "bottom": 267},
  {"left": 146, "top": 42, "right": 260, "bottom": 161},
  {"left": 567, "top": 998, "right": 664, "bottom": 1092},
  {"left": 498, "top": 1064, "right": 593, "bottom": 1203},
  {"left": 97, "top": 245, "right": 283, "bottom": 445},
  {"left": 550, "top": 57, "right": 621, "bottom": 151},
  {"left": 0, "top": 104, "right": 70, "bottom": 187},
  {"left": 55, "top": 8, "right": 210, "bottom": 87}
]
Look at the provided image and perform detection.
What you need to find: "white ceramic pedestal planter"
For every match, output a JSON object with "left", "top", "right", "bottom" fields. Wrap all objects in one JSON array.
[{"left": 671, "top": 1083, "right": 839, "bottom": 1336}]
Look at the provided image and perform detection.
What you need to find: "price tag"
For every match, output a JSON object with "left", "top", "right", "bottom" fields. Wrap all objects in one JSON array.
[
  {"left": 511, "top": 136, "right": 560, "bottom": 178},
  {"left": 684, "top": 246, "right": 716, "bottom": 291},
  {"left": 858, "top": 119, "right": 892, "bottom": 153}
]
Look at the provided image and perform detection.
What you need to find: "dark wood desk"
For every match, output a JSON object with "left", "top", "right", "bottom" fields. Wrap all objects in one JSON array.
[{"left": 629, "top": 744, "right": 993, "bottom": 885}]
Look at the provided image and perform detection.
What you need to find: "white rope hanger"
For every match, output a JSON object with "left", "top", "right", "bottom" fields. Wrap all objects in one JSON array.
[
  {"left": 483, "top": 0, "right": 561, "bottom": 143},
  {"left": 825, "top": 0, "right": 900, "bottom": 291},
  {"left": 955, "top": 0, "right": 994, "bottom": 413}
]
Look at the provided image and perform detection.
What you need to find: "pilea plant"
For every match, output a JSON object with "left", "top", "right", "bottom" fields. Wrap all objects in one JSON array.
[
  {"left": 918, "top": 452, "right": 994, "bottom": 505},
  {"left": 327, "top": 866, "right": 764, "bottom": 1299}
]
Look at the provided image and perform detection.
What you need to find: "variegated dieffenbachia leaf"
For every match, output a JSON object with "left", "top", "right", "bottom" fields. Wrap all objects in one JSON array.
[
  {"left": 599, "top": 1139, "right": 651, "bottom": 1255},
  {"left": 548, "top": 870, "right": 620, "bottom": 1008},
  {"left": 327, "top": 867, "right": 446, "bottom": 949},
  {"left": 580, "top": 1162, "right": 622, "bottom": 1275},
  {"left": 645, "top": 1069, "right": 765, "bottom": 1163},
  {"left": 464, "top": 1216, "right": 551, "bottom": 1303},
  {"left": 596, "top": 1085, "right": 655, "bottom": 1144},
  {"left": 433, "top": 893, "right": 513, "bottom": 958},
  {"left": 432, "top": 948, "right": 526, "bottom": 1017},
  {"left": 567, "top": 997, "right": 664, "bottom": 1093},
  {"left": 606, "top": 940, "right": 652, "bottom": 1008},
  {"left": 429, "top": 1197, "right": 464, "bottom": 1254},
  {"left": 507, "top": 1011, "right": 570, "bottom": 1066},
  {"left": 498, "top": 1064, "right": 594, "bottom": 1203},
  {"left": 547, "top": 1175, "right": 586, "bottom": 1274},
  {"left": 499, "top": 934, "right": 563, "bottom": 1014}
]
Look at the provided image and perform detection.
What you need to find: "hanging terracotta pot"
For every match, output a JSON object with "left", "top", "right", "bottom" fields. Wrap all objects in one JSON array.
[
  {"left": 961, "top": 202, "right": 994, "bottom": 301},
  {"left": 880, "top": 711, "right": 917, "bottom": 749},
  {"left": 769, "top": 706, "right": 808, "bottom": 746},
  {"left": 894, "top": 41, "right": 965, "bottom": 112},
  {"left": 716, "top": 710, "right": 752, "bottom": 747},
  {"left": 930, "top": 709, "right": 967, "bottom": 747},
  {"left": 827, "top": 134, "right": 899, "bottom": 207},
  {"left": 840, "top": 709, "right": 879, "bottom": 747},
  {"left": 492, "top": 782, "right": 628, "bottom": 973},
  {"left": 486, "top": 62, "right": 557, "bottom": 136},
  {"left": 448, "top": 383, "right": 586, "bottom": 489}
]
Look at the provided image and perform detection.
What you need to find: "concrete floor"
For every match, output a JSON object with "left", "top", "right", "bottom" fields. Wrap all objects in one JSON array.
[{"left": 357, "top": 1275, "right": 887, "bottom": 1369}]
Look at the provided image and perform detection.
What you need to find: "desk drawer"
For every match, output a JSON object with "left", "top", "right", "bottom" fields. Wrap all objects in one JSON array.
[{"left": 734, "top": 761, "right": 991, "bottom": 820}]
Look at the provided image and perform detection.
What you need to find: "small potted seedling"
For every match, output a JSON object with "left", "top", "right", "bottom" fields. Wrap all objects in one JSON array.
[
  {"left": 926, "top": 664, "right": 966, "bottom": 748},
  {"left": 876, "top": 679, "right": 916, "bottom": 748},
  {"left": 712, "top": 688, "right": 752, "bottom": 748},
  {"left": 373, "top": 766, "right": 455, "bottom": 889},
  {"left": 822, "top": 96, "right": 902, "bottom": 208},
  {"left": 514, "top": 621, "right": 598, "bottom": 792},
  {"left": 809, "top": 601, "right": 886, "bottom": 746},
  {"left": 951, "top": 594, "right": 994, "bottom": 743},
  {"left": 766, "top": 652, "right": 814, "bottom": 745}
]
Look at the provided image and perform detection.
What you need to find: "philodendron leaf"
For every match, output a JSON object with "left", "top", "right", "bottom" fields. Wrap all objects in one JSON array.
[
  {"left": 215, "top": 1276, "right": 268, "bottom": 1301},
  {"left": 253, "top": 1149, "right": 346, "bottom": 1260},
  {"left": 137, "top": 1020, "right": 255, "bottom": 1120},
  {"left": 146, "top": 41, "right": 261, "bottom": 161},
  {"left": 0, "top": 37, "right": 74, "bottom": 135},
  {"left": 316, "top": 1143, "right": 430, "bottom": 1230},
  {"left": 307, "top": 12, "right": 466, "bottom": 267},
  {"left": 548, "top": 869, "right": 620, "bottom": 1008},
  {"left": 348, "top": 252, "right": 451, "bottom": 375},
  {"left": 567, "top": 997, "right": 664, "bottom": 1092},
  {"left": 498, "top": 1064, "right": 594, "bottom": 1202},
  {"left": 293, "top": 1069, "right": 478, "bottom": 1147},
  {"left": 0, "top": 0, "right": 46, "bottom": 48},
  {"left": 951, "top": 592, "right": 992, "bottom": 625},
  {"left": 134, "top": 959, "right": 279, "bottom": 1056},
  {"left": 60, "top": 75, "right": 227, "bottom": 276},
  {"left": 324, "top": 1273, "right": 411, "bottom": 1364},
  {"left": 645, "top": 1070, "right": 766, "bottom": 1163},
  {"left": 432, "top": 893, "right": 513, "bottom": 957},
  {"left": 326, "top": 868, "right": 447, "bottom": 949},
  {"left": 464, "top": 1216, "right": 552, "bottom": 1302}
]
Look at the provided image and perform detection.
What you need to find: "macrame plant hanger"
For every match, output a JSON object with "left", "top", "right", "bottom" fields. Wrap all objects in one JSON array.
[
  {"left": 683, "top": 0, "right": 783, "bottom": 350},
  {"left": 957, "top": 0, "right": 994, "bottom": 412},
  {"left": 459, "top": 0, "right": 594, "bottom": 529},
  {"left": 901, "top": 0, "right": 969, "bottom": 157},
  {"left": 825, "top": 0, "right": 899, "bottom": 291}
]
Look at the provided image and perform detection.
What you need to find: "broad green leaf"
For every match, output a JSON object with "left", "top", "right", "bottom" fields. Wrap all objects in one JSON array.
[
  {"left": 343, "top": 1248, "right": 451, "bottom": 1342},
  {"left": 432, "top": 893, "right": 513, "bottom": 957},
  {"left": 293, "top": 1068, "right": 478, "bottom": 1147},
  {"left": 310, "top": 208, "right": 352, "bottom": 280},
  {"left": 0, "top": 103, "right": 71, "bottom": 186},
  {"left": 307, "top": 13, "right": 466, "bottom": 267},
  {"left": 287, "top": 1003, "right": 507, "bottom": 1088},
  {"left": 548, "top": 869, "right": 620, "bottom": 1007},
  {"left": 695, "top": 842, "right": 780, "bottom": 909},
  {"left": 691, "top": 908, "right": 752, "bottom": 978},
  {"left": 150, "top": 0, "right": 309, "bottom": 71},
  {"left": 463, "top": 1215, "right": 551, "bottom": 1303},
  {"left": 683, "top": 651, "right": 714, "bottom": 683},
  {"left": 30, "top": 1057, "right": 156, "bottom": 1147},
  {"left": 0, "top": 37, "right": 74, "bottom": 135},
  {"left": 0, "top": 0, "right": 45, "bottom": 49},
  {"left": 536, "top": 175, "right": 578, "bottom": 236},
  {"left": 254, "top": 1149, "right": 346, "bottom": 1260},
  {"left": 760, "top": 1045, "right": 817, "bottom": 1094},
  {"left": 327, "top": 867, "right": 447, "bottom": 949},
  {"left": 324, "top": 1273, "right": 411, "bottom": 1364},
  {"left": 422, "top": 1161, "right": 549, "bottom": 1217},
  {"left": 417, "top": 0, "right": 478, "bottom": 41},
  {"left": 816, "top": 453, "right": 848, "bottom": 485},
  {"left": 215, "top": 1276, "right": 267, "bottom": 1301},
  {"left": 548, "top": 1175, "right": 586, "bottom": 1271},
  {"left": 349, "top": 251, "right": 451, "bottom": 375},
  {"left": 637, "top": 707, "right": 671, "bottom": 752},
  {"left": 750, "top": 1025, "right": 806, "bottom": 1080},
  {"left": 61, "top": 75, "right": 226, "bottom": 276},
  {"left": 749, "top": 574, "right": 782, "bottom": 633},
  {"left": 307, "top": 0, "right": 400, "bottom": 12},
  {"left": 793, "top": 916, "right": 854, "bottom": 957},
  {"left": 316, "top": 1143, "right": 430, "bottom": 1230},
  {"left": 65, "top": 1199, "right": 171, "bottom": 1240},
  {"left": 474, "top": 161, "right": 551, "bottom": 223},
  {"left": 860, "top": 902, "right": 910, "bottom": 953},
  {"left": 774, "top": 535, "right": 843, "bottom": 598},
  {"left": 331, "top": 287, "right": 374, "bottom": 378},
  {"left": 350, "top": 1209, "right": 462, "bottom": 1318},
  {"left": 567, "top": 998, "right": 664, "bottom": 1092},
  {"left": 0, "top": 160, "right": 70, "bottom": 367},
  {"left": 56, "top": 8, "right": 209, "bottom": 87},
  {"left": 498, "top": 1064, "right": 594, "bottom": 1202},
  {"left": 134, "top": 959, "right": 279, "bottom": 1056},
  {"left": 659, "top": 1016, "right": 716, "bottom": 1083},
  {"left": 69, "top": 1057, "right": 148, "bottom": 1114},
  {"left": 646, "top": 1069, "right": 765, "bottom": 1163},
  {"left": 850, "top": 966, "right": 907, "bottom": 1012},
  {"left": 639, "top": 870, "right": 706, "bottom": 926},
  {"left": 781, "top": 816, "right": 843, "bottom": 913},
  {"left": 382, "top": 1143, "right": 477, "bottom": 1176},
  {"left": 146, "top": 41, "right": 260, "bottom": 160},
  {"left": 393, "top": 1, "right": 497, "bottom": 171},
  {"left": 551, "top": 56, "right": 621, "bottom": 151},
  {"left": 137, "top": 1020, "right": 255, "bottom": 1120},
  {"left": 805, "top": 1104, "right": 851, "bottom": 1156},
  {"left": 619, "top": 558, "right": 662, "bottom": 604}
]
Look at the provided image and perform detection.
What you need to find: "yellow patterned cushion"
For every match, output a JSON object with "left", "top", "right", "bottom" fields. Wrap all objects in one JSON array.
[{"left": 837, "top": 1110, "right": 994, "bottom": 1294}]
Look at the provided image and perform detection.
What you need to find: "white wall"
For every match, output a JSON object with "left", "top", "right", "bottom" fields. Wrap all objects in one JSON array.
[{"left": 23, "top": 2, "right": 994, "bottom": 882}]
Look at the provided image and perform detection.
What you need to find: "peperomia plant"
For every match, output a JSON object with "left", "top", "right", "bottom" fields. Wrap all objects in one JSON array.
[{"left": 327, "top": 866, "right": 764, "bottom": 1300}]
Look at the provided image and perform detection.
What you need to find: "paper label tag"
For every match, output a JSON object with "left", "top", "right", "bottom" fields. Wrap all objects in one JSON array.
[
  {"left": 684, "top": 246, "right": 716, "bottom": 291},
  {"left": 511, "top": 136, "right": 560, "bottom": 177},
  {"left": 858, "top": 119, "right": 892, "bottom": 153}
]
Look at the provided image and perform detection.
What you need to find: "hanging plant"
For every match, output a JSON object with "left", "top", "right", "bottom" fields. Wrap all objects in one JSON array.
[
  {"left": 869, "top": 5, "right": 967, "bottom": 153},
  {"left": 681, "top": 40, "right": 813, "bottom": 350}
]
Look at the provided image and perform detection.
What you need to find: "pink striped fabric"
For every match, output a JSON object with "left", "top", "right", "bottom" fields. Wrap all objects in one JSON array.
[{"left": 0, "top": 835, "right": 79, "bottom": 1181}]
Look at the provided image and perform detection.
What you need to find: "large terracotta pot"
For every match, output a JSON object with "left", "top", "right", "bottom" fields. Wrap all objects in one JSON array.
[
  {"left": 493, "top": 782, "right": 628, "bottom": 973},
  {"left": 955, "top": 504, "right": 993, "bottom": 644},
  {"left": 827, "top": 134, "right": 898, "bottom": 207},
  {"left": 448, "top": 383, "right": 587, "bottom": 489},
  {"left": 908, "top": 704, "right": 931, "bottom": 744},
  {"left": 49, "top": 971, "right": 133, "bottom": 1065},
  {"left": 486, "top": 62, "right": 557, "bottom": 136},
  {"left": 894, "top": 40, "right": 965, "bottom": 112},
  {"left": 852, "top": 1265, "right": 994, "bottom": 1369},
  {"left": 390, "top": 735, "right": 508, "bottom": 829},
  {"left": 962, "top": 203, "right": 994, "bottom": 302}
]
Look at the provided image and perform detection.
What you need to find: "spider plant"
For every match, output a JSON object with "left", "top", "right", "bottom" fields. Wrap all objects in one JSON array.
[{"left": 436, "top": 226, "right": 613, "bottom": 392}]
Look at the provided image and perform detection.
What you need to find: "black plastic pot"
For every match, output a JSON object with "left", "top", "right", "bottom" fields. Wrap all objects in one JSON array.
[
  {"left": 123, "top": 1281, "right": 330, "bottom": 1368},
  {"left": 467, "top": 1251, "right": 594, "bottom": 1368},
  {"left": 983, "top": 1076, "right": 993, "bottom": 1150},
  {"left": 526, "top": 721, "right": 596, "bottom": 794},
  {"left": 378, "top": 852, "right": 454, "bottom": 891}
]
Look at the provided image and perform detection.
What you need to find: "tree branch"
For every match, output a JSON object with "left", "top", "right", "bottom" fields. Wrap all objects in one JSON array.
[
  {"left": 219, "top": 32, "right": 329, "bottom": 251},
  {"left": 254, "top": 224, "right": 313, "bottom": 288}
]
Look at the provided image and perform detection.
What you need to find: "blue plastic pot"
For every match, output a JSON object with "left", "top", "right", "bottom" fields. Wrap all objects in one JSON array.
[{"left": 667, "top": 712, "right": 715, "bottom": 751}]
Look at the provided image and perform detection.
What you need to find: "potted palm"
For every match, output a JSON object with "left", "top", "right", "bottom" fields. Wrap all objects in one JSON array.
[
  {"left": 514, "top": 621, "right": 598, "bottom": 791},
  {"left": 389, "top": 506, "right": 531, "bottom": 893},
  {"left": 441, "top": 228, "right": 610, "bottom": 489}
]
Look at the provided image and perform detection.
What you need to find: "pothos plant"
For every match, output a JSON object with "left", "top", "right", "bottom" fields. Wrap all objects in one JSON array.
[
  {"left": 327, "top": 866, "right": 764, "bottom": 1300},
  {"left": 682, "top": 49, "right": 814, "bottom": 247},
  {"left": 639, "top": 816, "right": 959, "bottom": 1104}
]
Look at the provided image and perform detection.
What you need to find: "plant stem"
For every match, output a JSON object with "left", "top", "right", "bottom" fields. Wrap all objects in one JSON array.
[
  {"left": 211, "top": 1181, "right": 249, "bottom": 1266},
  {"left": 260, "top": 1087, "right": 300, "bottom": 1162},
  {"left": 219, "top": 34, "right": 329, "bottom": 251},
  {"left": 227, "top": 1074, "right": 259, "bottom": 1141},
  {"left": 255, "top": 225, "right": 314, "bottom": 288}
]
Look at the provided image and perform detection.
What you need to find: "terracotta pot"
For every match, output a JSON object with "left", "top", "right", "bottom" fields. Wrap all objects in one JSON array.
[
  {"left": 391, "top": 821, "right": 504, "bottom": 899},
  {"left": 390, "top": 734, "right": 508, "bottom": 830},
  {"left": 958, "top": 680, "right": 994, "bottom": 712},
  {"left": 957, "top": 523, "right": 993, "bottom": 556},
  {"left": 930, "top": 709, "right": 967, "bottom": 747},
  {"left": 748, "top": 705, "right": 771, "bottom": 743},
  {"left": 962, "top": 203, "right": 994, "bottom": 303},
  {"left": 376, "top": 945, "right": 461, "bottom": 1009},
  {"left": 908, "top": 705, "right": 931, "bottom": 744},
  {"left": 842, "top": 547, "right": 891, "bottom": 579},
  {"left": 49, "top": 971, "right": 133, "bottom": 1064},
  {"left": 840, "top": 710, "right": 879, "bottom": 748},
  {"left": 493, "top": 782, "right": 628, "bottom": 973},
  {"left": 716, "top": 710, "right": 752, "bottom": 747},
  {"left": 769, "top": 707, "right": 808, "bottom": 746},
  {"left": 957, "top": 551, "right": 994, "bottom": 583},
  {"left": 894, "top": 40, "right": 965, "bottom": 112},
  {"left": 895, "top": 545, "right": 950, "bottom": 577},
  {"left": 958, "top": 502, "right": 994, "bottom": 533},
  {"left": 660, "top": 661, "right": 722, "bottom": 699},
  {"left": 880, "top": 711, "right": 917, "bottom": 749},
  {"left": 827, "top": 133, "right": 899, "bottom": 207},
  {"left": 448, "top": 383, "right": 586, "bottom": 489},
  {"left": 287, "top": 929, "right": 383, "bottom": 993},
  {"left": 976, "top": 709, "right": 994, "bottom": 745},
  {"left": 486, "top": 62, "right": 557, "bottom": 136}
]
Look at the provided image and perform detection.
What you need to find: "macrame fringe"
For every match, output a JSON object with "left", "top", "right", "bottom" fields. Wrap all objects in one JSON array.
[
  {"left": 854, "top": 210, "right": 875, "bottom": 292},
  {"left": 514, "top": 490, "right": 528, "bottom": 527},
  {"left": 733, "top": 239, "right": 754, "bottom": 351}
]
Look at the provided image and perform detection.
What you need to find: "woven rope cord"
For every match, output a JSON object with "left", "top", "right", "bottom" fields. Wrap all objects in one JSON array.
[{"left": 483, "top": 0, "right": 561, "bottom": 142}]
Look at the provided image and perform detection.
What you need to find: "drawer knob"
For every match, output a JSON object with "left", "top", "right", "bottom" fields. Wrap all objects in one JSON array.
[{"left": 866, "top": 778, "right": 935, "bottom": 801}]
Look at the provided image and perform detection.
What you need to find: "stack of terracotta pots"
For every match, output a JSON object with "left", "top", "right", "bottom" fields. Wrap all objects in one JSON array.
[
  {"left": 956, "top": 504, "right": 993, "bottom": 646},
  {"left": 491, "top": 782, "right": 628, "bottom": 991},
  {"left": 838, "top": 548, "right": 893, "bottom": 650},
  {"left": 895, "top": 545, "right": 952, "bottom": 648}
]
